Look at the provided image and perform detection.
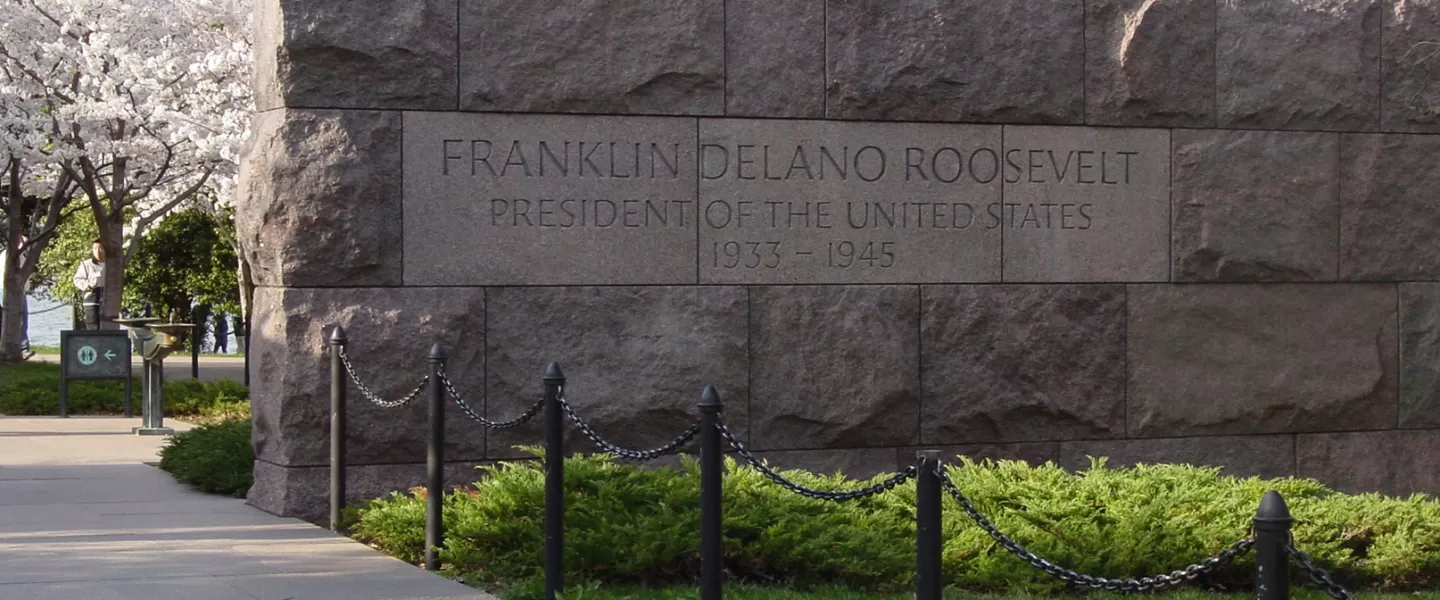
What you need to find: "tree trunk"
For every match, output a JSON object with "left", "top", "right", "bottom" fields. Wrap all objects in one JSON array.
[
  {"left": 0, "top": 260, "right": 25, "bottom": 363},
  {"left": 1, "top": 160, "right": 25, "bottom": 362},
  {"left": 97, "top": 217, "right": 125, "bottom": 330}
]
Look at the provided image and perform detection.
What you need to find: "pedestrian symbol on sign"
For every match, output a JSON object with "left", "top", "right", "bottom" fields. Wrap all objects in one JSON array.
[{"left": 77, "top": 345, "right": 98, "bottom": 366}]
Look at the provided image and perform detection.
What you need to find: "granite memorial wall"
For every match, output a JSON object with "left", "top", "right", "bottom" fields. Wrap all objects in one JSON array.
[{"left": 238, "top": 0, "right": 1440, "bottom": 520}]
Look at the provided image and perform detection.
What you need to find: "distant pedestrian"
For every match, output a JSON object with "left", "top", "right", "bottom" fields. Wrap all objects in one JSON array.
[
  {"left": 214, "top": 313, "right": 228, "bottom": 353},
  {"left": 72, "top": 239, "right": 105, "bottom": 330}
]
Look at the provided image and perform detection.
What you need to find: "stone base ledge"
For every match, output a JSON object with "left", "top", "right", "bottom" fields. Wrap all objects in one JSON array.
[
  {"left": 249, "top": 429, "right": 1440, "bottom": 522},
  {"left": 247, "top": 459, "right": 492, "bottom": 523}
]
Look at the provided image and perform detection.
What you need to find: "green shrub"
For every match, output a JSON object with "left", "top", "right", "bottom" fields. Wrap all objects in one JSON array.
[
  {"left": 0, "top": 362, "right": 248, "bottom": 420},
  {"left": 348, "top": 453, "right": 1440, "bottom": 595},
  {"left": 158, "top": 419, "right": 254, "bottom": 497}
]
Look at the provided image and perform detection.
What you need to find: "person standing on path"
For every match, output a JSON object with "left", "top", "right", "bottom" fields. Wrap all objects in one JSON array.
[
  {"left": 214, "top": 313, "right": 228, "bottom": 353},
  {"left": 72, "top": 240, "right": 105, "bottom": 330}
]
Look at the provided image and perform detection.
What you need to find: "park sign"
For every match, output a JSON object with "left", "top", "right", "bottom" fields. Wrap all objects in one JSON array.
[{"left": 59, "top": 330, "right": 133, "bottom": 417}]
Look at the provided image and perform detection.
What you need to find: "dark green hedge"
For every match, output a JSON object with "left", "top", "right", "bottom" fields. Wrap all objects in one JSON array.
[
  {"left": 157, "top": 419, "right": 254, "bottom": 497},
  {"left": 349, "top": 452, "right": 1440, "bottom": 596}
]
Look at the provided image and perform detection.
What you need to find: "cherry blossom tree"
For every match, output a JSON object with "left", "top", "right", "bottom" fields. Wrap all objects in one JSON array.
[{"left": 0, "top": 0, "right": 251, "bottom": 359}]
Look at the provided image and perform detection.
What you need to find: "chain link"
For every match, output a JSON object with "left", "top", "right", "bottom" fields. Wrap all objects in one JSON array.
[
  {"left": 715, "top": 420, "right": 917, "bottom": 501},
  {"left": 559, "top": 396, "right": 699, "bottom": 461},
  {"left": 435, "top": 369, "right": 544, "bottom": 429},
  {"left": 336, "top": 346, "right": 428, "bottom": 408},
  {"left": 936, "top": 467, "right": 1253, "bottom": 592},
  {"left": 1286, "top": 538, "right": 1357, "bottom": 600}
]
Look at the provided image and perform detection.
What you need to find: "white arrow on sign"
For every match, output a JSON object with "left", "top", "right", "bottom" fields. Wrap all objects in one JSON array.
[{"left": 104, "top": 350, "right": 116, "bottom": 361}]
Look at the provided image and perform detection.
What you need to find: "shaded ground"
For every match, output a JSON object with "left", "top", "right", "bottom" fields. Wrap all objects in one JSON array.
[{"left": 0, "top": 416, "right": 489, "bottom": 600}]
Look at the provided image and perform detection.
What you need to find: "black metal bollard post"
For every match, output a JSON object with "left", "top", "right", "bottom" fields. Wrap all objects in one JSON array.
[
  {"left": 122, "top": 369, "right": 133, "bottom": 418},
  {"left": 1254, "top": 490, "right": 1293, "bottom": 600},
  {"left": 328, "top": 325, "right": 347, "bottom": 532},
  {"left": 191, "top": 322, "right": 200, "bottom": 380},
  {"left": 916, "top": 450, "right": 943, "bottom": 600},
  {"left": 699, "top": 386, "right": 724, "bottom": 600},
  {"left": 425, "top": 343, "right": 446, "bottom": 571},
  {"left": 543, "top": 362, "right": 566, "bottom": 600}
]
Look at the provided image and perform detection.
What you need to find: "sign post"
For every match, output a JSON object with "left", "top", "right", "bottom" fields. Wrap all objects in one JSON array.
[{"left": 59, "top": 330, "right": 134, "bottom": 417}]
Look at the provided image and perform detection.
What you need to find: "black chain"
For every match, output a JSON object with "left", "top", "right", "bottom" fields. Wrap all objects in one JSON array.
[
  {"left": 435, "top": 369, "right": 544, "bottom": 429},
  {"left": 937, "top": 467, "right": 1253, "bottom": 592},
  {"left": 715, "top": 420, "right": 917, "bottom": 501},
  {"left": 1286, "top": 538, "right": 1357, "bottom": 600},
  {"left": 558, "top": 396, "right": 700, "bottom": 461},
  {"left": 336, "top": 346, "right": 428, "bottom": 408}
]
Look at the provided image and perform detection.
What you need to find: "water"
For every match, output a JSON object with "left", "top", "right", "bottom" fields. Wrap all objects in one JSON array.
[
  {"left": 21, "top": 292, "right": 239, "bottom": 353},
  {"left": 24, "top": 293, "right": 72, "bottom": 348}
]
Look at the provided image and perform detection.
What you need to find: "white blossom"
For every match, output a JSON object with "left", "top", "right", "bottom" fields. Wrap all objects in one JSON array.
[{"left": 0, "top": 0, "right": 252, "bottom": 210}]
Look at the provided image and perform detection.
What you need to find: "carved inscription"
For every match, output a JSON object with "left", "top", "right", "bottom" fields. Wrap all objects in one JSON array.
[
  {"left": 1002, "top": 126, "right": 1170, "bottom": 282},
  {"left": 697, "top": 120, "right": 999, "bottom": 283},
  {"left": 402, "top": 114, "right": 1171, "bottom": 285},
  {"left": 402, "top": 113, "right": 697, "bottom": 286}
]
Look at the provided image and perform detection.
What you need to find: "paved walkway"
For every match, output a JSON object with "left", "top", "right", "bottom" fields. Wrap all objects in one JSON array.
[{"left": 0, "top": 417, "right": 489, "bottom": 600}]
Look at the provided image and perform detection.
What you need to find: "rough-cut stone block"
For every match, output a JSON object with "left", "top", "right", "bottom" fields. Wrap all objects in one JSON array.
[
  {"left": 248, "top": 460, "right": 487, "bottom": 522},
  {"left": 1383, "top": 1, "right": 1440, "bottom": 132},
  {"left": 749, "top": 286, "right": 920, "bottom": 450},
  {"left": 1217, "top": 0, "right": 1381, "bottom": 130},
  {"left": 826, "top": 0, "right": 1084, "bottom": 123},
  {"left": 248, "top": 286, "right": 486, "bottom": 468},
  {"left": 459, "top": 0, "right": 723, "bottom": 114},
  {"left": 1001, "top": 127, "right": 1170, "bottom": 282},
  {"left": 1172, "top": 130, "right": 1340, "bottom": 282},
  {"left": 726, "top": 0, "right": 823, "bottom": 118},
  {"left": 1128, "top": 284, "right": 1397, "bottom": 437},
  {"left": 908, "top": 443, "right": 1060, "bottom": 468},
  {"left": 752, "top": 448, "right": 903, "bottom": 481},
  {"left": 1297, "top": 430, "right": 1440, "bottom": 496},
  {"left": 1085, "top": 0, "right": 1216, "bottom": 127},
  {"left": 1401, "top": 284, "right": 1440, "bottom": 429},
  {"left": 486, "top": 287, "right": 748, "bottom": 459},
  {"left": 921, "top": 285, "right": 1127, "bottom": 444},
  {"left": 1058, "top": 436, "right": 1296, "bottom": 479},
  {"left": 402, "top": 112, "right": 699, "bottom": 286},
  {"left": 236, "top": 109, "right": 402, "bottom": 287},
  {"left": 1340, "top": 134, "right": 1440, "bottom": 280},
  {"left": 698, "top": 120, "right": 1002, "bottom": 284},
  {"left": 254, "top": 0, "right": 457, "bottom": 111}
]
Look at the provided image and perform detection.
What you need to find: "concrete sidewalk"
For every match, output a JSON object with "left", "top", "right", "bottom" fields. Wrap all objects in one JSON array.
[{"left": 0, "top": 417, "right": 489, "bottom": 600}]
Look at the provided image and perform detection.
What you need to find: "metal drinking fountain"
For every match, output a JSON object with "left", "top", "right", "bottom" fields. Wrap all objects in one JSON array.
[{"left": 114, "top": 317, "right": 195, "bottom": 435}]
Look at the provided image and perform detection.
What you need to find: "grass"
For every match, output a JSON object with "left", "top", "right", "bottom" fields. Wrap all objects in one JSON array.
[
  {"left": 28, "top": 344, "right": 243, "bottom": 358},
  {"left": 498, "top": 583, "right": 1430, "bottom": 600},
  {"left": 0, "top": 360, "right": 248, "bottom": 422}
]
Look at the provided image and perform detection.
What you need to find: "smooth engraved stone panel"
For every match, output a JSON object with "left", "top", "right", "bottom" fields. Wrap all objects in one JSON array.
[
  {"left": 698, "top": 119, "right": 1002, "bottom": 284},
  {"left": 402, "top": 113, "right": 699, "bottom": 286},
  {"left": 1002, "top": 126, "right": 1170, "bottom": 282}
]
